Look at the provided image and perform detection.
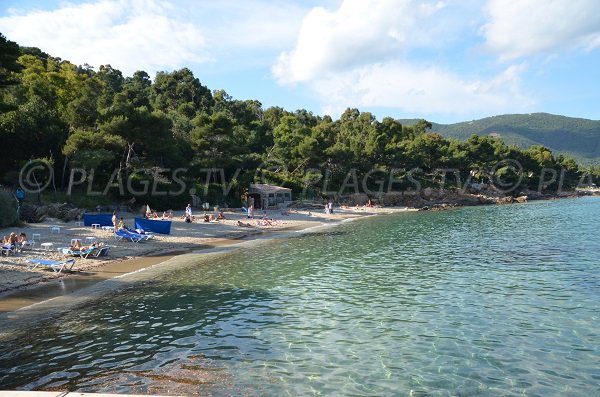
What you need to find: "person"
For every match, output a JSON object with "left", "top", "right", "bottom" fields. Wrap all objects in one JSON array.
[
  {"left": 217, "top": 210, "right": 226, "bottom": 220},
  {"left": 185, "top": 204, "right": 193, "bottom": 218},
  {"left": 112, "top": 211, "right": 118, "bottom": 231},
  {"left": 152, "top": 211, "right": 159, "bottom": 219},
  {"left": 70, "top": 240, "right": 83, "bottom": 250},
  {"left": 16, "top": 232, "right": 30, "bottom": 250},
  {"left": 73, "top": 241, "right": 101, "bottom": 252},
  {"left": 247, "top": 204, "right": 254, "bottom": 219},
  {"left": 237, "top": 220, "right": 253, "bottom": 227},
  {"left": 117, "top": 217, "right": 127, "bottom": 230},
  {"left": 3, "top": 232, "right": 18, "bottom": 245},
  {"left": 329, "top": 201, "right": 334, "bottom": 214},
  {"left": 203, "top": 214, "right": 210, "bottom": 222},
  {"left": 15, "top": 188, "right": 25, "bottom": 207}
]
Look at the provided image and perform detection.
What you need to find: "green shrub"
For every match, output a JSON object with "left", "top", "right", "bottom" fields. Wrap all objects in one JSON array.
[{"left": 0, "top": 189, "right": 18, "bottom": 228}]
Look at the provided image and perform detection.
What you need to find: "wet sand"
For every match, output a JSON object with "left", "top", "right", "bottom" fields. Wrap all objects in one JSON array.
[{"left": 0, "top": 254, "right": 176, "bottom": 313}]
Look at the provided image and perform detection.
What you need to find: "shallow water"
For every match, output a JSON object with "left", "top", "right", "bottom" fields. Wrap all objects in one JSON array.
[{"left": 1, "top": 198, "right": 599, "bottom": 396}]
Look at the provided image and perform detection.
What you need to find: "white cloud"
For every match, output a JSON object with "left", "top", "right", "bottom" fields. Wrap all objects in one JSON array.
[
  {"left": 0, "top": 0, "right": 210, "bottom": 77},
  {"left": 314, "top": 62, "right": 534, "bottom": 118},
  {"left": 272, "top": 0, "right": 446, "bottom": 84},
  {"left": 481, "top": 0, "right": 600, "bottom": 60},
  {"left": 273, "top": 0, "right": 533, "bottom": 119}
]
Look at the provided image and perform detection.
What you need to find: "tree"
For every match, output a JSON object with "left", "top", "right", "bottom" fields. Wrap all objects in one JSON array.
[
  {"left": 120, "top": 70, "right": 152, "bottom": 109},
  {"left": 62, "top": 128, "right": 126, "bottom": 171},
  {"left": 150, "top": 68, "right": 213, "bottom": 116},
  {"left": 96, "top": 64, "right": 124, "bottom": 110},
  {"left": 190, "top": 111, "right": 237, "bottom": 170},
  {"left": 0, "top": 34, "right": 22, "bottom": 111},
  {"left": 0, "top": 96, "right": 67, "bottom": 178}
]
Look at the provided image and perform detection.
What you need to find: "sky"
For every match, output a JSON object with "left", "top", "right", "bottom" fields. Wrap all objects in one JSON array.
[{"left": 1, "top": 0, "right": 600, "bottom": 124}]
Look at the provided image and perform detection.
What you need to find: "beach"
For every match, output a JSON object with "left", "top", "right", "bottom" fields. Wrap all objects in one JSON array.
[{"left": 0, "top": 206, "right": 413, "bottom": 310}]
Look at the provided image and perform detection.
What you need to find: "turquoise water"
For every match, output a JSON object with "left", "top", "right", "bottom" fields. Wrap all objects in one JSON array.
[{"left": 1, "top": 197, "right": 599, "bottom": 396}]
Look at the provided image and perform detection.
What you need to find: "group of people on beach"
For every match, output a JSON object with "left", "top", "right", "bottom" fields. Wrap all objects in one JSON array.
[
  {"left": 180, "top": 204, "right": 228, "bottom": 224},
  {"left": 203, "top": 211, "right": 226, "bottom": 222},
  {"left": 2, "top": 232, "right": 29, "bottom": 252},
  {"left": 2, "top": 232, "right": 26, "bottom": 245},
  {"left": 146, "top": 209, "right": 173, "bottom": 220}
]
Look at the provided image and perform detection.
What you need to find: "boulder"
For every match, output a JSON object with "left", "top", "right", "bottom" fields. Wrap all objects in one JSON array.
[{"left": 19, "top": 203, "right": 84, "bottom": 223}]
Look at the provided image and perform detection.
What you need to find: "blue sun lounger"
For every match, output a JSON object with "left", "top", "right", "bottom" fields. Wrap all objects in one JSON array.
[
  {"left": 114, "top": 229, "right": 142, "bottom": 242},
  {"left": 114, "top": 229, "right": 154, "bottom": 242},
  {"left": 26, "top": 258, "right": 76, "bottom": 273},
  {"left": 58, "top": 246, "right": 98, "bottom": 259}
]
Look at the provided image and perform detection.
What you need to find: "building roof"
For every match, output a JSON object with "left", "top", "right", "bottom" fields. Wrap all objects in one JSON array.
[{"left": 249, "top": 183, "right": 291, "bottom": 194}]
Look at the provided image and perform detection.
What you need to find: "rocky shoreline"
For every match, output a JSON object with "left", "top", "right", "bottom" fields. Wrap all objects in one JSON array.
[{"left": 345, "top": 187, "right": 600, "bottom": 212}]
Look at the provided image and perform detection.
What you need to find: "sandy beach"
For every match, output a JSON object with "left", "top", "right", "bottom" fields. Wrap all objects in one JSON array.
[{"left": 0, "top": 205, "right": 413, "bottom": 310}]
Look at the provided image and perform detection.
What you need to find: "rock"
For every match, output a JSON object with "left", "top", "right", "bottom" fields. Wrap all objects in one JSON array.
[
  {"left": 496, "top": 196, "right": 514, "bottom": 204},
  {"left": 19, "top": 202, "right": 84, "bottom": 223}
]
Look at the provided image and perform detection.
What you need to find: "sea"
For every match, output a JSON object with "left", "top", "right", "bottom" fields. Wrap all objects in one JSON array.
[{"left": 0, "top": 197, "right": 598, "bottom": 396}]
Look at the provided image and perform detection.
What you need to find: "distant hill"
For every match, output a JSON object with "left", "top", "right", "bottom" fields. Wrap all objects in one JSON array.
[{"left": 400, "top": 113, "right": 600, "bottom": 164}]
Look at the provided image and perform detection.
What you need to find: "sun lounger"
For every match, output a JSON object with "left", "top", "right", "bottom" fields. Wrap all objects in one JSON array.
[
  {"left": 114, "top": 229, "right": 142, "bottom": 242},
  {"left": 26, "top": 258, "right": 76, "bottom": 273},
  {"left": 125, "top": 230, "right": 155, "bottom": 240},
  {"left": 93, "top": 246, "right": 111, "bottom": 257},
  {"left": 1, "top": 244, "right": 17, "bottom": 256},
  {"left": 58, "top": 246, "right": 98, "bottom": 259},
  {"left": 19, "top": 240, "right": 35, "bottom": 250}
]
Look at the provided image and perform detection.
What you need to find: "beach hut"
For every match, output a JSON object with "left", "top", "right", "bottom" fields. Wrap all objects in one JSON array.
[{"left": 248, "top": 183, "right": 292, "bottom": 209}]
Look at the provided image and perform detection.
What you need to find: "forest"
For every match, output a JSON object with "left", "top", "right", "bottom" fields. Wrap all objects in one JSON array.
[{"left": 0, "top": 33, "right": 596, "bottom": 212}]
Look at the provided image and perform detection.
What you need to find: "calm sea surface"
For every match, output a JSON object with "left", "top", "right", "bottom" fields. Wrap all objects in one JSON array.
[{"left": 1, "top": 197, "right": 599, "bottom": 396}]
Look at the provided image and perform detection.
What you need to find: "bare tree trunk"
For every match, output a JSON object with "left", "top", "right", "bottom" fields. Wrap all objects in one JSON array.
[{"left": 125, "top": 143, "right": 134, "bottom": 168}]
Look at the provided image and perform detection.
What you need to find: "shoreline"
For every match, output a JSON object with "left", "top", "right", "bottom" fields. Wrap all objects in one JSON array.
[
  {"left": 0, "top": 206, "right": 412, "bottom": 319},
  {"left": 2, "top": 190, "right": 597, "bottom": 321}
]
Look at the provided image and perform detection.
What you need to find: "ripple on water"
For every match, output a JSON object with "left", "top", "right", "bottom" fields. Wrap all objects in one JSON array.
[{"left": 0, "top": 198, "right": 599, "bottom": 395}]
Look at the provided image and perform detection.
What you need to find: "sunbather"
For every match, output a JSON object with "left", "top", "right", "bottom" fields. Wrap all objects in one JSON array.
[
  {"left": 70, "top": 240, "right": 83, "bottom": 250},
  {"left": 217, "top": 211, "right": 226, "bottom": 220},
  {"left": 3, "top": 232, "right": 18, "bottom": 245}
]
